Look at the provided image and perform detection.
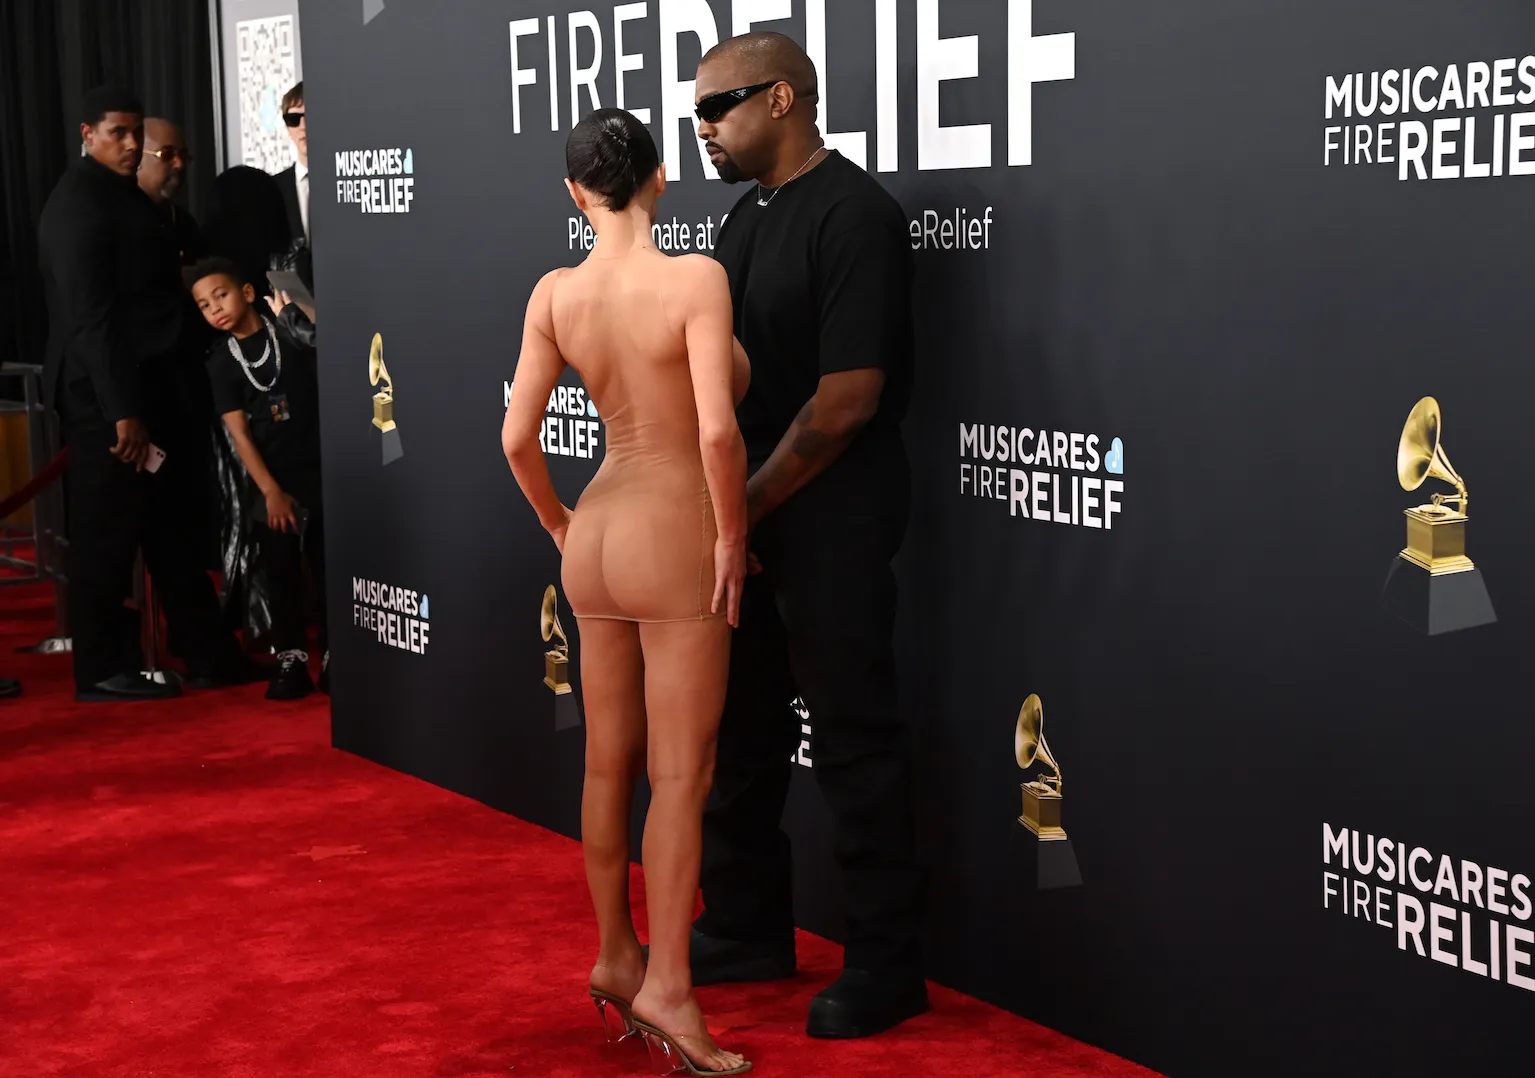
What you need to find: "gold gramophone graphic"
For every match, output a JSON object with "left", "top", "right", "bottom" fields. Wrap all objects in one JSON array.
[
  {"left": 1012, "top": 693, "right": 1082, "bottom": 889},
  {"left": 1396, "top": 397, "right": 1472, "bottom": 573},
  {"left": 1015, "top": 694, "right": 1066, "bottom": 841},
  {"left": 540, "top": 585, "right": 582, "bottom": 730},
  {"left": 1382, "top": 397, "right": 1496, "bottom": 634},
  {"left": 540, "top": 584, "right": 571, "bottom": 695},
  {"left": 369, "top": 333, "right": 404, "bottom": 465}
]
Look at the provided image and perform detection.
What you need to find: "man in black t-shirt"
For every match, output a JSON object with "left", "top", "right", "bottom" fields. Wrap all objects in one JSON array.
[
  {"left": 190, "top": 258, "right": 327, "bottom": 700},
  {"left": 687, "top": 32, "right": 926, "bottom": 1039}
]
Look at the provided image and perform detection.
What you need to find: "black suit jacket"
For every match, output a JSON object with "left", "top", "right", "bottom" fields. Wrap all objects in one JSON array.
[
  {"left": 38, "top": 156, "right": 186, "bottom": 424},
  {"left": 273, "top": 164, "right": 305, "bottom": 245},
  {"left": 271, "top": 164, "right": 314, "bottom": 291}
]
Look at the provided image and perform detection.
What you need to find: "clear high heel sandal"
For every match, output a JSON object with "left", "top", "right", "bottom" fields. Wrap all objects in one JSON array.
[
  {"left": 632, "top": 1018, "right": 753, "bottom": 1076},
  {"left": 589, "top": 989, "right": 640, "bottom": 1043}
]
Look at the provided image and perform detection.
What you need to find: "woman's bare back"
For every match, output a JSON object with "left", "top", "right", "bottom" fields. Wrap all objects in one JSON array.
[{"left": 553, "top": 249, "right": 724, "bottom": 623}]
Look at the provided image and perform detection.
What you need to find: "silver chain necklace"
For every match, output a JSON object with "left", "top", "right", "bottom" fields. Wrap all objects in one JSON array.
[
  {"left": 227, "top": 316, "right": 283, "bottom": 392},
  {"left": 756, "top": 146, "right": 827, "bottom": 208}
]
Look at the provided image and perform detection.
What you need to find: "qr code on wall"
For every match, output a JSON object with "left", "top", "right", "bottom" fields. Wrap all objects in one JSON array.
[{"left": 236, "top": 15, "right": 298, "bottom": 174}]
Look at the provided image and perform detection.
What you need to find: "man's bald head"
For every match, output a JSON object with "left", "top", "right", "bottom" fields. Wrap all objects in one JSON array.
[
  {"left": 695, "top": 33, "right": 824, "bottom": 185},
  {"left": 144, "top": 117, "right": 181, "bottom": 144},
  {"left": 138, "top": 116, "right": 189, "bottom": 202},
  {"left": 701, "top": 32, "right": 819, "bottom": 105}
]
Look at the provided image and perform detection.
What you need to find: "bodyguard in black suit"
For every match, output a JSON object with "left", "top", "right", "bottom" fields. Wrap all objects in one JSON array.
[{"left": 39, "top": 87, "right": 256, "bottom": 701}]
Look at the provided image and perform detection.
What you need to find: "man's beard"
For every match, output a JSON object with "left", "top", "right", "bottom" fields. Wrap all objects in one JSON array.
[{"left": 713, "top": 157, "right": 747, "bottom": 184}]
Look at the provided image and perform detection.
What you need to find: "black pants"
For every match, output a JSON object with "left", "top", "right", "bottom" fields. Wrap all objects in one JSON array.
[
  {"left": 259, "top": 483, "right": 326, "bottom": 654},
  {"left": 63, "top": 411, "right": 244, "bottom": 690},
  {"left": 697, "top": 427, "right": 925, "bottom": 975}
]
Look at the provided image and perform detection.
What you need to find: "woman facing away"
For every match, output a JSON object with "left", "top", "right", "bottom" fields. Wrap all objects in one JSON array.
[{"left": 501, "top": 108, "right": 752, "bottom": 1075}]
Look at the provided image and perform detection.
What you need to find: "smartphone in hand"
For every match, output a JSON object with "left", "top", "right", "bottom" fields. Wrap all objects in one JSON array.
[{"left": 144, "top": 444, "right": 167, "bottom": 473}]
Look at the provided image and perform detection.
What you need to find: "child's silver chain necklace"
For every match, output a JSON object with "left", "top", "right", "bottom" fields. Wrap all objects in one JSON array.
[{"left": 228, "top": 316, "right": 282, "bottom": 392}]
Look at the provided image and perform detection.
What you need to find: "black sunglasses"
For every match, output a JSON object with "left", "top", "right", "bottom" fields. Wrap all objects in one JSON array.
[
  {"left": 283, "top": 111, "right": 306, "bottom": 128},
  {"left": 694, "top": 82, "right": 776, "bottom": 124}
]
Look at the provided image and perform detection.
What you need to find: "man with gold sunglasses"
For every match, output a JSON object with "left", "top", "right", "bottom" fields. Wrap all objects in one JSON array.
[{"left": 136, "top": 117, "right": 203, "bottom": 266}]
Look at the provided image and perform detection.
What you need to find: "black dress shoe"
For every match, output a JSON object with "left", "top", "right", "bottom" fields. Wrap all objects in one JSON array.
[
  {"left": 639, "top": 927, "right": 796, "bottom": 986},
  {"left": 806, "top": 968, "right": 930, "bottom": 1039},
  {"left": 185, "top": 655, "right": 270, "bottom": 690},
  {"left": 76, "top": 672, "right": 184, "bottom": 703},
  {"left": 0, "top": 677, "right": 21, "bottom": 699}
]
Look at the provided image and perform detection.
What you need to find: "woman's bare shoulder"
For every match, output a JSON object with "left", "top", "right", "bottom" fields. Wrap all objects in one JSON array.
[{"left": 662, "top": 253, "right": 727, "bottom": 293}]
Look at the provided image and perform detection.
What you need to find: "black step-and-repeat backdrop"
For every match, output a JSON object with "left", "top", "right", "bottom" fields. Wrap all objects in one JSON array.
[{"left": 304, "top": 2, "right": 1533, "bottom": 1074}]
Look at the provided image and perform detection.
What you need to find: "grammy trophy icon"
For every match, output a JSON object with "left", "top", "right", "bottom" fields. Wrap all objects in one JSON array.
[
  {"left": 541, "top": 585, "right": 581, "bottom": 731},
  {"left": 369, "top": 333, "right": 403, "bottom": 466},
  {"left": 1381, "top": 397, "right": 1496, "bottom": 636},
  {"left": 1015, "top": 694, "right": 1082, "bottom": 890}
]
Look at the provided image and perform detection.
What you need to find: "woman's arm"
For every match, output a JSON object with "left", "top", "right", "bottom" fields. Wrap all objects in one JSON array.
[
  {"left": 502, "top": 271, "right": 572, "bottom": 548},
  {"left": 681, "top": 258, "right": 748, "bottom": 623}
]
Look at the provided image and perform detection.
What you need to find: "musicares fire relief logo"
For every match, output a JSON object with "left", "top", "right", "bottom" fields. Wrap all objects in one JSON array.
[
  {"left": 515, "top": 2, "right": 1072, "bottom": 255},
  {"left": 1380, "top": 396, "right": 1495, "bottom": 636},
  {"left": 1324, "top": 54, "right": 1535, "bottom": 181},
  {"left": 503, "top": 378, "right": 605, "bottom": 462},
  {"left": 334, "top": 146, "right": 415, "bottom": 213},
  {"left": 508, "top": 1, "right": 1073, "bottom": 173},
  {"left": 958, "top": 422, "right": 1123, "bottom": 529},
  {"left": 1322, "top": 824, "right": 1535, "bottom": 993},
  {"left": 351, "top": 577, "right": 430, "bottom": 655}
]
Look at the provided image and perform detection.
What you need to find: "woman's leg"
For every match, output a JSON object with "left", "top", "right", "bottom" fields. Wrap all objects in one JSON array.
[
  {"left": 577, "top": 617, "right": 648, "bottom": 999},
  {"left": 632, "top": 617, "right": 746, "bottom": 1072}
]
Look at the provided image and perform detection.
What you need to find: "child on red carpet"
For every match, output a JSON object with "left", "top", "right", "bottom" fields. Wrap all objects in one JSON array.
[{"left": 187, "top": 258, "right": 327, "bottom": 700}]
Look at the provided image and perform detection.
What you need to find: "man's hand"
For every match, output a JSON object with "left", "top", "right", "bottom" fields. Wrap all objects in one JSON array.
[
  {"left": 265, "top": 489, "right": 299, "bottom": 533},
  {"left": 111, "top": 417, "right": 151, "bottom": 469}
]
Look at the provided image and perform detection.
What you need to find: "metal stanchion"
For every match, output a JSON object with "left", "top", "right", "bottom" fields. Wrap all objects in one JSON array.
[
  {"left": 1, "top": 363, "right": 71, "bottom": 653},
  {"left": 0, "top": 400, "right": 41, "bottom": 583}
]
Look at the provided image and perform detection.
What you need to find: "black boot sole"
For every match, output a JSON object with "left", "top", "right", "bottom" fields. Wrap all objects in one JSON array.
[
  {"left": 806, "top": 995, "right": 931, "bottom": 1040},
  {"left": 74, "top": 689, "right": 182, "bottom": 703}
]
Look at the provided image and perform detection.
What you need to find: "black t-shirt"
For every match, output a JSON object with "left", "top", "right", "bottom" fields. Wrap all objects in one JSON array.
[
  {"left": 713, "top": 150, "right": 914, "bottom": 464},
  {"left": 207, "top": 322, "right": 322, "bottom": 483}
]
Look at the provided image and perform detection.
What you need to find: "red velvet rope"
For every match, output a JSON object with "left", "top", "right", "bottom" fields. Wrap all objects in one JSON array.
[{"left": 0, "top": 449, "right": 68, "bottom": 520}]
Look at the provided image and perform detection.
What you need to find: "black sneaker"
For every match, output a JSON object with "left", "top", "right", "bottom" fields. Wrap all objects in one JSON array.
[
  {"left": 318, "top": 650, "right": 330, "bottom": 695},
  {"left": 266, "top": 650, "right": 314, "bottom": 700}
]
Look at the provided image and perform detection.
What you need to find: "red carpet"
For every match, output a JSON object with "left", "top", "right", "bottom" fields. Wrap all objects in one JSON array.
[{"left": 0, "top": 579, "right": 1159, "bottom": 1078}]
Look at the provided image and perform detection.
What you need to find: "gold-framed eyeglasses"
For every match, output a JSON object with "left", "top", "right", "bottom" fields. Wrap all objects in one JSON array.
[{"left": 143, "top": 146, "right": 192, "bottom": 164}]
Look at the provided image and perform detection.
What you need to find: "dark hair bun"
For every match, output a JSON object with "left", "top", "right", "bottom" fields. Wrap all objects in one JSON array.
[{"left": 565, "top": 108, "right": 660, "bottom": 212}]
